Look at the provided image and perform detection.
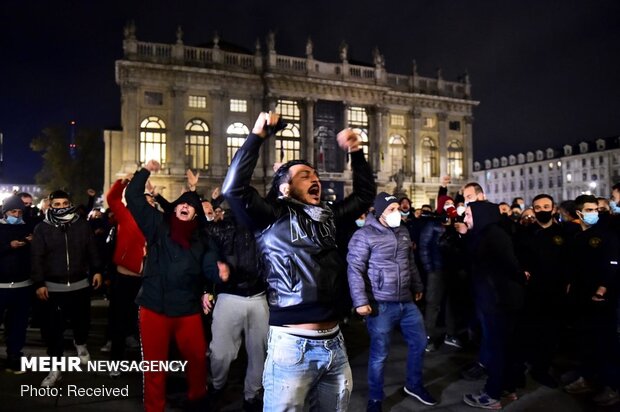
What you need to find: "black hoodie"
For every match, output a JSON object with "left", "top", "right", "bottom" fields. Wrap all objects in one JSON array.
[{"left": 467, "top": 201, "right": 525, "bottom": 311}]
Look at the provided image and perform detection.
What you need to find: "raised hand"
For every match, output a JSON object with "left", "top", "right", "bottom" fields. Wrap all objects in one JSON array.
[
  {"left": 145, "top": 160, "right": 161, "bottom": 173},
  {"left": 336, "top": 128, "right": 361, "bottom": 152}
]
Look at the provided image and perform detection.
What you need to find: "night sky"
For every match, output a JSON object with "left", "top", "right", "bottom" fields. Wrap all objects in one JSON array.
[{"left": 2, "top": 0, "right": 619, "bottom": 183}]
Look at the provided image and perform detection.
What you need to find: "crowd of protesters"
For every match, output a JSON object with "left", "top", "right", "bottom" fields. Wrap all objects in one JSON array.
[{"left": 0, "top": 111, "right": 619, "bottom": 411}]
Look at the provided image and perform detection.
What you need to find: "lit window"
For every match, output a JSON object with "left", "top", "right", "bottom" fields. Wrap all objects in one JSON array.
[
  {"left": 144, "top": 92, "right": 163, "bottom": 106},
  {"left": 185, "top": 119, "right": 210, "bottom": 170},
  {"left": 421, "top": 137, "right": 438, "bottom": 178},
  {"left": 423, "top": 117, "right": 435, "bottom": 128},
  {"left": 188, "top": 95, "right": 206, "bottom": 108},
  {"left": 139, "top": 117, "right": 166, "bottom": 164},
  {"left": 275, "top": 100, "right": 301, "bottom": 163},
  {"left": 557, "top": 161, "right": 562, "bottom": 167},
  {"left": 348, "top": 107, "right": 369, "bottom": 160},
  {"left": 448, "top": 140, "right": 462, "bottom": 178},
  {"left": 391, "top": 114, "right": 405, "bottom": 127},
  {"left": 549, "top": 162, "right": 553, "bottom": 170},
  {"left": 388, "top": 135, "right": 406, "bottom": 174},
  {"left": 226, "top": 122, "right": 250, "bottom": 165},
  {"left": 230, "top": 99, "right": 247, "bottom": 112}
]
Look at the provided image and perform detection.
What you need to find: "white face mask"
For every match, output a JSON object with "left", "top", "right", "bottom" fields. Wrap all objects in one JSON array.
[
  {"left": 456, "top": 206, "right": 466, "bottom": 216},
  {"left": 383, "top": 211, "right": 402, "bottom": 228}
]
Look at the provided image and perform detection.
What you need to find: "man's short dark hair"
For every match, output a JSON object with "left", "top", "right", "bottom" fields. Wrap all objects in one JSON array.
[
  {"left": 463, "top": 182, "right": 484, "bottom": 195},
  {"left": 17, "top": 192, "right": 33, "bottom": 199},
  {"left": 532, "top": 194, "right": 554, "bottom": 206},
  {"left": 498, "top": 202, "right": 509, "bottom": 207},
  {"left": 512, "top": 197, "right": 524, "bottom": 204},
  {"left": 559, "top": 200, "right": 579, "bottom": 219},
  {"left": 612, "top": 183, "right": 620, "bottom": 192},
  {"left": 268, "top": 160, "right": 316, "bottom": 200},
  {"left": 574, "top": 195, "right": 598, "bottom": 211}
]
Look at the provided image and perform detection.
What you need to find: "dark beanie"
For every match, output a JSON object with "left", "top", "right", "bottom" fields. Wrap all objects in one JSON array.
[
  {"left": 171, "top": 191, "right": 204, "bottom": 217},
  {"left": 2, "top": 195, "right": 25, "bottom": 214},
  {"left": 49, "top": 190, "right": 71, "bottom": 201},
  {"left": 373, "top": 192, "right": 399, "bottom": 217}
]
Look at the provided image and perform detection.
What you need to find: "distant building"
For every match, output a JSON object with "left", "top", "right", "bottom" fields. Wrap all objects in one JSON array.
[
  {"left": 105, "top": 24, "right": 479, "bottom": 206},
  {"left": 0, "top": 183, "right": 45, "bottom": 204},
  {"left": 472, "top": 136, "right": 620, "bottom": 204}
]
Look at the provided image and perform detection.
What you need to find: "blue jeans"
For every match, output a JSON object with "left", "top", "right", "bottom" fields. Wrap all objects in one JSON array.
[
  {"left": 366, "top": 301, "right": 427, "bottom": 401},
  {"left": 262, "top": 327, "right": 352, "bottom": 411}
]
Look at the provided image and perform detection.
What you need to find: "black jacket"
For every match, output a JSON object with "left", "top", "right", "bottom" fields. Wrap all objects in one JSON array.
[
  {"left": 205, "top": 215, "right": 266, "bottom": 297},
  {"left": 467, "top": 201, "right": 525, "bottom": 312},
  {"left": 126, "top": 168, "right": 220, "bottom": 317},
  {"left": 0, "top": 221, "right": 31, "bottom": 284},
  {"left": 30, "top": 216, "right": 101, "bottom": 289},
  {"left": 567, "top": 222, "right": 619, "bottom": 310},
  {"left": 222, "top": 133, "right": 376, "bottom": 325}
]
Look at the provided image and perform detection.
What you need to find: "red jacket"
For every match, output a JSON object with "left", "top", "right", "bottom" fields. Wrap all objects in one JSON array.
[{"left": 106, "top": 179, "right": 146, "bottom": 275}]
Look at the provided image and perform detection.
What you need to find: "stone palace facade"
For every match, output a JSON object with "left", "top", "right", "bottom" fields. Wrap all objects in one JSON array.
[{"left": 105, "top": 23, "right": 479, "bottom": 206}]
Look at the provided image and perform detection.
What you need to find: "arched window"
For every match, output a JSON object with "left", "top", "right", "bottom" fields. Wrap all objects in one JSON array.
[
  {"left": 275, "top": 100, "right": 301, "bottom": 163},
  {"left": 347, "top": 107, "right": 369, "bottom": 160},
  {"left": 421, "top": 137, "right": 438, "bottom": 178},
  {"left": 388, "top": 135, "right": 406, "bottom": 175},
  {"left": 185, "top": 119, "right": 210, "bottom": 170},
  {"left": 226, "top": 122, "right": 250, "bottom": 165},
  {"left": 140, "top": 116, "right": 166, "bottom": 164},
  {"left": 447, "top": 140, "right": 464, "bottom": 178}
]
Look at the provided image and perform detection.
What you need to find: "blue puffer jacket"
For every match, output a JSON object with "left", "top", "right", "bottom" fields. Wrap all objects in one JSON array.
[
  {"left": 347, "top": 213, "right": 423, "bottom": 308},
  {"left": 418, "top": 220, "right": 445, "bottom": 274}
]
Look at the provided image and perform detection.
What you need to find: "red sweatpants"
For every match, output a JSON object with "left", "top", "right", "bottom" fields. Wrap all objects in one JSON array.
[{"left": 139, "top": 307, "right": 207, "bottom": 412}]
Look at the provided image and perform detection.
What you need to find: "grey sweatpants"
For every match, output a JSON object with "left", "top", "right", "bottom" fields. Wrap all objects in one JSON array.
[{"left": 209, "top": 292, "right": 269, "bottom": 400}]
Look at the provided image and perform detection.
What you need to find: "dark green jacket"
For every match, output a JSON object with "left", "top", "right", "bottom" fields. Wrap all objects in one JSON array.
[{"left": 126, "top": 168, "right": 220, "bottom": 316}]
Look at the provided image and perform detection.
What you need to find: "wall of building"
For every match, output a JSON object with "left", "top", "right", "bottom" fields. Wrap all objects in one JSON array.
[{"left": 106, "top": 25, "right": 478, "bottom": 207}]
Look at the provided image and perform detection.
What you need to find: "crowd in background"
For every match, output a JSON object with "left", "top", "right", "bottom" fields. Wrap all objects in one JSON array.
[{"left": 1, "top": 116, "right": 619, "bottom": 411}]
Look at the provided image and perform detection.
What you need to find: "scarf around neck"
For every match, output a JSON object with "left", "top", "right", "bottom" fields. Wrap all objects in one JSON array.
[
  {"left": 45, "top": 206, "right": 79, "bottom": 228},
  {"left": 169, "top": 215, "right": 198, "bottom": 249}
]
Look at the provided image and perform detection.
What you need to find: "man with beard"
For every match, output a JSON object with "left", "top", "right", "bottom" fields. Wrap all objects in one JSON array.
[
  {"left": 222, "top": 112, "right": 375, "bottom": 411},
  {"left": 30, "top": 190, "right": 103, "bottom": 387}
]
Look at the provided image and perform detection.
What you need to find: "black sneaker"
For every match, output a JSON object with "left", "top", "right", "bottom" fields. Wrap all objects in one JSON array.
[
  {"left": 461, "top": 362, "right": 487, "bottom": 381},
  {"left": 404, "top": 386, "right": 438, "bottom": 406},
  {"left": 243, "top": 396, "right": 263, "bottom": 412},
  {"left": 444, "top": 335, "right": 463, "bottom": 349},
  {"left": 367, "top": 399, "right": 382, "bottom": 412},
  {"left": 530, "top": 370, "right": 558, "bottom": 388}
]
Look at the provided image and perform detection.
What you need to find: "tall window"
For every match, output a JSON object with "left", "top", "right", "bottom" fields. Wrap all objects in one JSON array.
[
  {"left": 185, "top": 119, "right": 210, "bottom": 170},
  {"left": 226, "top": 122, "right": 250, "bottom": 165},
  {"left": 347, "top": 106, "right": 369, "bottom": 160},
  {"left": 275, "top": 100, "right": 301, "bottom": 163},
  {"left": 139, "top": 116, "right": 166, "bottom": 164},
  {"left": 421, "top": 137, "right": 438, "bottom": 178},
  {"left": 447, "top": 140, "right": 464, "bottom": 178},
  {"left": 388, "top": 135, "right": 406, "bottom": 174}
]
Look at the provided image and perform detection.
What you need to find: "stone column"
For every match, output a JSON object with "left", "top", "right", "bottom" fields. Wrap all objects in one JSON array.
[
  {"left": 168, "top": 85, "right": 188, "bottom": 176},
  {"left": 410, "top": 109, "right": 422, "bottom": 183},
  {"left": 464, "top": 115, "right": 474, "bottom": 179},
  {"left": 209, "top": 90, "right": 228, "bottom": 178},
  {"left": 437, "top": 112, "right": 448, "bottom": 178},
  {"left": 120, "top": 81, "right": 139, "bottom": 172},
  {"left": 373, "top": 106, "right": 388, "bottom": 175},
  {"left": 302, "top": 98, "right": 315, "bottom": 164}
]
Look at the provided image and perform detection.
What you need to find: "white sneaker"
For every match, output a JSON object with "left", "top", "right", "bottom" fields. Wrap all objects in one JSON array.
[
  {"left": 100, "top": 340, "right": 112, "bottom": 353},
  {"left": 41, "top": 371, "right": 62, "bottom": 387},
  {"left": 74, "top": 342, "right": 91, "bottom": 364}
]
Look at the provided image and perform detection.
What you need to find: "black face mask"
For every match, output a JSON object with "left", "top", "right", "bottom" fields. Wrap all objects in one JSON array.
[{"left": 535, "top": 210, "right": 553, "bottom": 224}]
